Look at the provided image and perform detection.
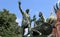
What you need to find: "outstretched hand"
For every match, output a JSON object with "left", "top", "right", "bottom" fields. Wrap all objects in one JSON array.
[{"left": 18, "top": 1, "right": 21, "bottom": 6}]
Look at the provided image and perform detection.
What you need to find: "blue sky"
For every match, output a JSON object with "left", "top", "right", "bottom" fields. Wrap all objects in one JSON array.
[{"left": 0, "top": 0, "right": 58, "bottom": 26}]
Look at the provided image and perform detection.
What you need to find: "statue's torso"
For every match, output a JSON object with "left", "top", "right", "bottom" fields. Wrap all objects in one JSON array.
[{"left": 22, "top": 12, "right": 30, "bottom": 25}]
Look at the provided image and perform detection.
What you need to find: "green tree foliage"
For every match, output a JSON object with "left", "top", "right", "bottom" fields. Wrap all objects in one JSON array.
[{"left": 0, "top": 9, "right": 22, "bottom": 37}]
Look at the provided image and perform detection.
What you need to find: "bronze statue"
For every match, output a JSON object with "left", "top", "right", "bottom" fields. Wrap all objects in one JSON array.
[
  {"left": 32, "top": 15, "right": 37, "bottom": 27},
  {"left": 18, "top": 1, "right": 31, "bottom": 37},
  {"left": 36, "top": 12, "right": 45, "bottom": 26},
  {"left": 18, "top": 2, "right": 55, "bottom": 37}
]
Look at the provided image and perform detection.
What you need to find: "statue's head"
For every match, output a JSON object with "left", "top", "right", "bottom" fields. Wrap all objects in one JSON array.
[
  {"left": 26, "top": 9, "right": 29, "bottom": 14},
  {"left": 39, "top": 12, "right": 43, "bottom": 17}
]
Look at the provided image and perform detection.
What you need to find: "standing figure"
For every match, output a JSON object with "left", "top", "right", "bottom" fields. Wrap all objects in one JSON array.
[
  {"left": 32, "top": 15, "right": 37, "bottom": 27},
  {"left": 39, "top": 12, "right": 45, "bottom": 22},
  {"left": 36, "top": 12, "right": 45, "bottom": 26},
  {"left": 18, "top": 2, "right": 31, "bottom": 37}
]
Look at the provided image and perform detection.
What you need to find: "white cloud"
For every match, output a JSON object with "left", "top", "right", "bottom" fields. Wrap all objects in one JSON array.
[{"left": 16, "top": 18, "right": 22, "bottom": 26}]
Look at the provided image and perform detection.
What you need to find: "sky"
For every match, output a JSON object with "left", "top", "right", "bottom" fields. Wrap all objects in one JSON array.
[{"left": 0, "top": 0, "right": 58, "bottom": 26}]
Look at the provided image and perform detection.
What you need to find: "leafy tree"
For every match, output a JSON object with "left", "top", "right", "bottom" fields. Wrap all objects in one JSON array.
[{"left": 0, "top": 9, "right": 22, "bottom": 37}]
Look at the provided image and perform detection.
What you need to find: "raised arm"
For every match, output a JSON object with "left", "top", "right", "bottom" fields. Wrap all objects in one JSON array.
[{"left": 18, "top": 2, "right": 24, "bottom": 14}]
